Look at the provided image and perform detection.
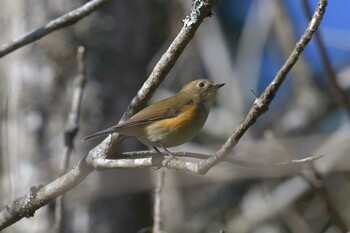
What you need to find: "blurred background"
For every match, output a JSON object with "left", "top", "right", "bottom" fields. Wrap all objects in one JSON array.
[{"left": 1, "top": 0, "right": 350, "bottom": 232}]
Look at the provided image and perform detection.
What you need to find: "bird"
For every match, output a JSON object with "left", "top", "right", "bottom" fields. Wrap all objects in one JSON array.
[{"left": 83, "top": 79, "right": 225, "bottom": 158}]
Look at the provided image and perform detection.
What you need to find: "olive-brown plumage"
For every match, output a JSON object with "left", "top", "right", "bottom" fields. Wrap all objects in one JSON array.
[{"left": 83, "top": 79, "right": 224, "bottom": 149}]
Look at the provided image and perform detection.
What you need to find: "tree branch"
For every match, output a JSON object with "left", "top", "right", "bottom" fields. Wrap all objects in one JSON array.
[
  {"left": 88, "top": 151, "right": 323, "bottom": 171},
  {"left": 54, "top": 46, "right": 86, "bottom": 233},
  {"left": 0, "top": 159, "right": 94, "bottom": 230},
  {"left": 0, "top": 0, "right": 110, "bottom": 58},
  {"left": 152, "top": 170, "right": 165, "bottom": 233},
  {"left": 300, "top": 164, "right": 348, "bottom": 232},
  {"left": 301, "top": 0, "right": 350, "bottom": 118}
]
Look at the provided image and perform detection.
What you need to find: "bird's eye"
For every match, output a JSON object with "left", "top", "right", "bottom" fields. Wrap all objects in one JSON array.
[{"left": 197, "top": 82, "right": 206, "bottom": 88}]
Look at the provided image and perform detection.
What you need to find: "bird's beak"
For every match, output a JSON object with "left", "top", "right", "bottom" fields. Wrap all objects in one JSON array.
[{"left": 216, "top": 83, "right": 225, "bottom": 89}]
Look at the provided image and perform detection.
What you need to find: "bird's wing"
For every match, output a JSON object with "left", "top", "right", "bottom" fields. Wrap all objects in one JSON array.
[
  {"left": 82, "top": 95, "right": 193, "bottom": 141},
  {"left": 114, "top": 96, "right": 193, "bottom": 129}
]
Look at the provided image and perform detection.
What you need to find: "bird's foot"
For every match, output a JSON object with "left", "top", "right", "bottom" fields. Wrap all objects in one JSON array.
[
  {"left": 152, "top": 144, "right": 178, "bottom": 169},
  {"left": 164, "top": 154, "right": 178, "bottom": 168}
]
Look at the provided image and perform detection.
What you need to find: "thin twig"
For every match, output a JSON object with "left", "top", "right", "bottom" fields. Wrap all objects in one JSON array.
[
  {"left": 301, "top": 0, "right": 350, "bottom": 118},
  {"left": 300, "top": 164, "right": 348, "bottom": 233},
  {"left": 54, "top": 46, "right": 86, "bottom": 233},
  {"left": 116, "top": 151, "right": 324, "bottom": 168},
  {"left": 62, "top": 46, "right": 86, "bottom": 171},
  {"left": 89, "top": 152, "right": 323, "bottom": 171},
  {"left": 0, "top": 0, "right": 110, "bottom": 58},
  {"left": 152, "top": 170, "right": 165, "bottom": 233}
]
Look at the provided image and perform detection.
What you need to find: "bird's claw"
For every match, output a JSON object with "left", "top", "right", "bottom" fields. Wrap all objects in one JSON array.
[{"left": 164, "top": 155, "right": 178, "bottom": 168}]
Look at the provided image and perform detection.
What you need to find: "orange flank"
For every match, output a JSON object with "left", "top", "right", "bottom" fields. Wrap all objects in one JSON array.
[
  {"left": 158, "top": 103, "right": 199, "bottom": 133},
  {"left": 143, "top": 101, "right": 207, "bottom": 147}
]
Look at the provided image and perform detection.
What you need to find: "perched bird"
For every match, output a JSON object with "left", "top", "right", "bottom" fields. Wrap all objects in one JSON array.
[{"left": 83, "top": 79, "right": 225, "bottom": 157}]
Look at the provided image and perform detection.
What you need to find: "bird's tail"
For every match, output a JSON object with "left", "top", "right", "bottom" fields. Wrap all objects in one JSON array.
[{"left": 82, "top": 127, "right": 117, "bottom": 141}]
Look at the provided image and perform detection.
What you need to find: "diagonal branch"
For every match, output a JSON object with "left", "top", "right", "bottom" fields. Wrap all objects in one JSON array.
[
  {"left": 54, "top": 46, "right": 86, "bottom": 233},
  {"left": 0, "top": 0, "right": 110, "bottom": 58},
  {"left": 300, "top": 164, "right": 348, "bottom": 232},
  {"left": 0, "top": 159, "right": 94, "bottom": 230},
  {"left": 301, "top": 0, "right": 350, "bottom": 118}
]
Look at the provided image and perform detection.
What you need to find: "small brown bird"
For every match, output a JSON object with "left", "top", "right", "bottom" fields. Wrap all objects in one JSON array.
[{"left": 83, "top": 79, "right": 224, "bottom": 156}]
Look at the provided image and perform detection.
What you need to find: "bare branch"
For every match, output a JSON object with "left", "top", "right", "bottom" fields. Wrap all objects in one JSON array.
[
  {"left": 0, "top": 135, "right": 324, "bottom": 229},
  {"left": 89, "top": 151, "right": 324, "bottom": 171},
  {"left": 300, "top": 165, "right": 349, "bottom": 232},
  {"left": 0, "top": 0, "right": 110, "bottom": 58},
  {"left": 54, "top": 46, "right": 86, "bottom": 233},
  {"left": 152, "top": 170, "right": 165, "bottom": 233},
  {"left": 120, "top": 151, "right": 324, "bottom": 167},
  {"left": 301, "top": 0, "right": 350, "bottom": 118},
  {"left": 62, "top": 46, "right": 86, "bottom": 171},
  {"left": 0, "top": 159, "right": 94, "bottom": 230}
]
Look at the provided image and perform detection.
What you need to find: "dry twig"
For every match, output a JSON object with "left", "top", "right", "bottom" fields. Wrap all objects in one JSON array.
[
  {"left": 0, "top": 0, "right": 110, "bottom": 58},
  {"left": 89, "top": 151, "right": 323, "bottom": 170},
  {"left": 300, "top": 165, "right": 348, "bottom": 233},
  {"left": 152, "top": 170, "right": 165, "bottom": 233},
  {"left": 54, "top": 46, "right": 86, "bottom": 233},
  {"left": 301, "top": 0, "right": 350, "bottom": 117}
]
